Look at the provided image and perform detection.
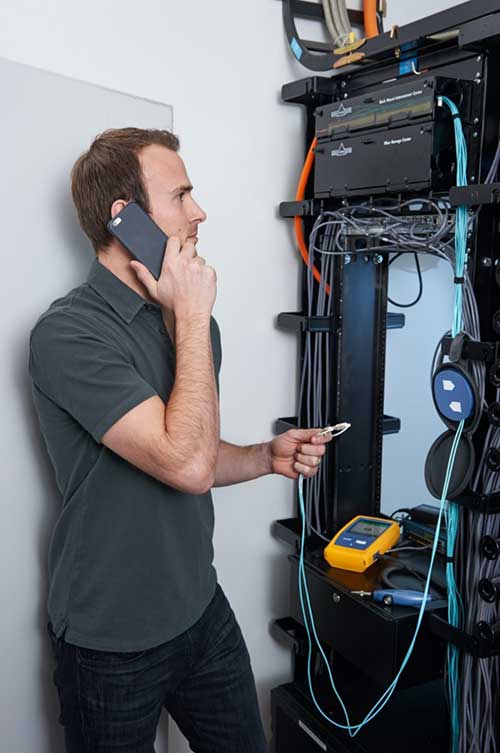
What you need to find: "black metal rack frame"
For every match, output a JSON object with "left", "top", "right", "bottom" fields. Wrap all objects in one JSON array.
[{"left": 272, "top": 2, "right": 500, "bottom": 750}]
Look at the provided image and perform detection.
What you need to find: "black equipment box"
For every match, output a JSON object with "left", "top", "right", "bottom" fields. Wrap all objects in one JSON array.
[
  {"left": 315, "top": 77, "right": 445, "bottom": 140},
  {"left": 313, "top": 76, "right": 470, "bottom": 199},
  {"left": 271, "top": 681, "right": 449, "bottom": 753},
  {"left": 403, "top": 519, "right": 447, "bottom": 554},
  {"left": 286, "top": 549, "right": 447, "bottom": 688}
]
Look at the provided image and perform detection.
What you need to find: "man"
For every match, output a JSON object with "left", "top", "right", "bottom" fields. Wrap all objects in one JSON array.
[{"left": 29, "top": 127, "right": 332, "bottom": 753}]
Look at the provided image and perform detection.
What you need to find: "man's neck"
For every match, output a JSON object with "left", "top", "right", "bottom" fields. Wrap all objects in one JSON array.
[{"left": 97, "top": 244, "right": 153, "bottom": 302}]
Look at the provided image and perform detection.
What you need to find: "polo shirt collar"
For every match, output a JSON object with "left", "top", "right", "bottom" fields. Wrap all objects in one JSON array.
[{"left": 86, "top": 258, "right": 148, "bottom": 324}]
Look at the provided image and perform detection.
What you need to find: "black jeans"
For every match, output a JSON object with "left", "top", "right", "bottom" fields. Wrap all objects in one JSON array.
[{"left": 47, "top": 583, "right": 269, "bottom": 753}]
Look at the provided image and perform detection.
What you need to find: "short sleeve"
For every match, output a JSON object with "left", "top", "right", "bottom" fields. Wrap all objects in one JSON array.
[{"left": 29, "top": 315, "right": 158, "bottom": 444}]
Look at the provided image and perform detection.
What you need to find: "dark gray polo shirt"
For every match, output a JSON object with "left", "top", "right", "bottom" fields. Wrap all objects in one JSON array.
[{"left": 29, "top": 258, "right": 221, "bottom": 652}]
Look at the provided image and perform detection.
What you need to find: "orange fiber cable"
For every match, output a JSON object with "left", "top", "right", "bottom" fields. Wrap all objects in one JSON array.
[
  {"left": 364, "top": 0, "right": 379, "bottom": 39},
  {"left": 294, "top": 136, "right": 331, "bottom": 295}
]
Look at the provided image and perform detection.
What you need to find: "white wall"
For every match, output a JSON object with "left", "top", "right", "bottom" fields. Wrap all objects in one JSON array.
[{"left": 0, "top": 1, "right": 460, "bottom": 751}]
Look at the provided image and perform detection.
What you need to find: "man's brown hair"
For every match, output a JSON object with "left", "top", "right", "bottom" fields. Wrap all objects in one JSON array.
[{"left": 71, "top": 127, "right": 180, "bottom": 254}]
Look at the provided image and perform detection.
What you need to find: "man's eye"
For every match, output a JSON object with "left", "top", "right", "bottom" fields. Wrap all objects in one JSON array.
[{"left": 178, "top": 192, "right": 185, "bottom": 201}]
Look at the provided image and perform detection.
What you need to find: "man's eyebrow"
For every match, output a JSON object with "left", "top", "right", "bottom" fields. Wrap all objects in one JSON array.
[{"left": 170, "top": 184, "right": 193, "bottom": 195}]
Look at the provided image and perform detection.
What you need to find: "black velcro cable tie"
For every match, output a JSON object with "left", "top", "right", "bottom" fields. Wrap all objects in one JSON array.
[
  {"left": 454, "top": 276, "right": 465, "bottom": 284},
  {"left": 449, "top": 331, "right": 469, "bottom": 363},
  {"left": 452, "top": 113, "right": 460, "bottom": 120},
  {"left": 446, "top": 556, "right": 454, "bottom": 564}
]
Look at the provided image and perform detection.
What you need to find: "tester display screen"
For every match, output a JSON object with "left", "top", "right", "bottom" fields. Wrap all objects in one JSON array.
[{"left": 348, "top": 520, "right": 391, "bottom": 537}]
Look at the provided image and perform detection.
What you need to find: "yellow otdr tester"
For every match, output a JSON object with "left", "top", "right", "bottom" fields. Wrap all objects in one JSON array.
[{"left": 324, "top": 515, "right": 400, "bottom": 573}]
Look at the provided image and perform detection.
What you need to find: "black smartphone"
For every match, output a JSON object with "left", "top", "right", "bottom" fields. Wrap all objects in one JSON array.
[{"left": 107, "top": 201, "right": 168, "bottom": 280}]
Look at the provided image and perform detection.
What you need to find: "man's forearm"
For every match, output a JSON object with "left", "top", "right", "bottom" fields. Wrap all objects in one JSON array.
[
  {"left": 214, "top": 440, "right": 273, "bottom": 487},
  {"left": 163, "top": 313, "right": 220, "bottom": 481}
]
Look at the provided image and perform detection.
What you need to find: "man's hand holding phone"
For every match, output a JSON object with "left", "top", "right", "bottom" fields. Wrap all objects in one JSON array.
[{"left": 130, "top": 236, "right": 217, "bottom": 319}]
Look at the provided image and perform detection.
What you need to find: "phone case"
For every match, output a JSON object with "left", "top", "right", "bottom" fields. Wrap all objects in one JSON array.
[{"left": 107, "top": 201, "right": 168, "bottom": 280}]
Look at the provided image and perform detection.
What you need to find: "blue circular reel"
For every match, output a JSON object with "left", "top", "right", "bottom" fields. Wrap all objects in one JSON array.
[{"left": 432, "top": 364, "right": 480, "bottom": 433}]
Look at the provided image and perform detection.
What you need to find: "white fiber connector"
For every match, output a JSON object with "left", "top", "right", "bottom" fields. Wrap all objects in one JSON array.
[{"left": 316, "top": 422, "right": 351, "bottom": 437}]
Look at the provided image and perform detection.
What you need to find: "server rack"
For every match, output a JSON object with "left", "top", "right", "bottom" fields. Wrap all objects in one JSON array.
[{"left": 271, "top": 2, "right": 500, "bottom": 750}]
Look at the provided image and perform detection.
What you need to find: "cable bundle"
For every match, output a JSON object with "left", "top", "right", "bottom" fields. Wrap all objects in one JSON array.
[
  {"left": 321, "top": 0, "right": 353, "bottom": 48},
  {"left": 430, "top": 97, "right": 499, "bottom": 752},
  {"left": 457, "top": 443, "right": 500, "bottom": 753},
  {"left": 440, "top": 97, "right": 468, "bottom": 340},
  {"left": 438, "top": 95, "right": 470, "bottom": 753},
  {"left": 297, "top": 221, "right": 336, "bottom": 540},
  {"left": 429, "top": 234, "right": 499, "bottom": 753},
  {"left": 309, "top": 198, "right": 453, "bottom": 260},
  {"left": 456, "top": 416, "right": 500, "bottom": 753}
]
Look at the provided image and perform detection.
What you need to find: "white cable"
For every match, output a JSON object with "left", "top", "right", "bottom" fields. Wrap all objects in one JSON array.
[
  {"left": 329, "top": 0, "right": 347, "bottom": 44},
  {"left": 322, "top": 0, "right": 343, "bottom": 47},
  {"left": 337, "top": 0, "right": 352, "bottom": 40}
]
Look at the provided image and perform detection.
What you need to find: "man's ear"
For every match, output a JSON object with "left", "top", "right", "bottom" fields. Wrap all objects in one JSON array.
[{"left": 110, "top": 198, "right": 129, "bottom": 219}]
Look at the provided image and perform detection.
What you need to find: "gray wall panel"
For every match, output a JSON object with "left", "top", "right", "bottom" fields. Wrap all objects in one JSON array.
[{"left": 0, "top": 56, "right": 172, "bottom": 752}]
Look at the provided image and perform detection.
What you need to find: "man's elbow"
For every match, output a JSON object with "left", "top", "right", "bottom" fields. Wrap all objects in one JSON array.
[
  {"left": 170, "top": 461, "right": 215, "bottom": 495},
  {"left": 185, "top": 466, "right": 215, "bottom": 494}
]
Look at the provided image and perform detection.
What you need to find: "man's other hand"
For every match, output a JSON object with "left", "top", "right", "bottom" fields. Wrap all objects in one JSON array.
[{"left": 269, "top": 428, "right": 333, "bottom": 480}]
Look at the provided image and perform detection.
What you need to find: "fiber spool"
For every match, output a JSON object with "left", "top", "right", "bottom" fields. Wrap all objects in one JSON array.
[
  {"left": 425, "top": 430, "right": 475, "bottom": 500},
  {"left": 432, "top": 364, "right": 480, "bottom": 434}
]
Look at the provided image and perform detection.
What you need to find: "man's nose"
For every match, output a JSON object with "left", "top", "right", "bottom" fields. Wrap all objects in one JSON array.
[{"left": 191, "top": 199, "right": 207, "bottom": 224}]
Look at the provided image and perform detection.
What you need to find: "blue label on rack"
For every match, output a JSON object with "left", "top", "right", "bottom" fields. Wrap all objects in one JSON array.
[
  {"left": 290, "top": 37, "right": 303, "bottom": 61},
  {"left": 399, "top": 41, "right": 418, "bottom": 76},
  {"left": 400, "top": 57, "right": 418, "bottom": 76}
]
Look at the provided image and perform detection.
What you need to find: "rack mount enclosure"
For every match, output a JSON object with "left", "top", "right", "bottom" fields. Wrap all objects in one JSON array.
[{"left": 314, "top": 76, "right": 476, "bottom": 199}]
